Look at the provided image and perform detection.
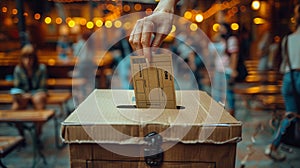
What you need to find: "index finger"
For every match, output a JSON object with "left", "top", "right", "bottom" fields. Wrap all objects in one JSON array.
[{"left": 141, "top": 20, "right": 154, "bottom": 62}]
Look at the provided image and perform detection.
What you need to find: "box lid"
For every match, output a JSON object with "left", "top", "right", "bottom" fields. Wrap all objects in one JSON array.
[{"left": 61, "top": 89, "right": 241, "bottom": 144}]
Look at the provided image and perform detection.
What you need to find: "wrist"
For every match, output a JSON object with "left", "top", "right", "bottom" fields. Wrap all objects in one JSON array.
[{"left": 154, "top": 0, "right": 178, "bottom": 13}]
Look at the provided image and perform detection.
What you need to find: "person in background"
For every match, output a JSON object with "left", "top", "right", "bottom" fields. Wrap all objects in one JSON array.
[
  {"left": 209, "top": 23, "right": 239, "bottom": 116},
  {"left": 265, "top": 4, "right": 300, "bottom": 161},
  {"left": 257, "top": 22, "right": 272, "bottom": 71},
  {"left": 11, "top": 44, "right": 47, "bottom": 138},
  {"left": 72, "top": 34, "right": 86, "bottom": 57},
  {"left": 57, "top": 35, "right": 72, "bottom": 61}
]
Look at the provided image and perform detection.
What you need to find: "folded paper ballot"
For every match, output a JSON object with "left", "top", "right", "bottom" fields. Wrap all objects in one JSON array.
[{"left": 130, "top": 54, "right": 176, "bottom": 109}]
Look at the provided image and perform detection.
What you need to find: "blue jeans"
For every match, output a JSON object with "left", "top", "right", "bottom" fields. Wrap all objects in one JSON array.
[
  {"left": 212, "top": 71, "right": 235, "bottom": 111},
  {"left": 272, "top": 71, "right": 300, "bottom": 148}
]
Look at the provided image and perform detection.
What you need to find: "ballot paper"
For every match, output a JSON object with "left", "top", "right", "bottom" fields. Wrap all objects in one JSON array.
[{"left": 130, "top": 54, "right": 176, "bottom": 109}]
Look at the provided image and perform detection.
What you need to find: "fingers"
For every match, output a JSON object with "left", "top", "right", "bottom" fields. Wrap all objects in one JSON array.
[
  {"left": 129, "top": 19, "right": 143, "bottom": 56},
  {"left": 151, "top": 33, "right": 166, "bottom": 48},
  {"left": 141, "top": 20, "right": 154, "bottom": 61}
]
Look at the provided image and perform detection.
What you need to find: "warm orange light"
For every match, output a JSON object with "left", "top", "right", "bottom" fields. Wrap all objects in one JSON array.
[
  {"left": 107, "top": 4, "right": 114, "bottom": 11},
  {"left": 2, "top": 7, "right": 7, "bottom": 13},
  {"left": 56, "top": 17, "right": 63, "bottom": 24},
  {"left": 190, "top": 23, "right": 198, "bottom": 31},
  {"left": 231, "top": 23, "right": 239, "bottom": 30},
  {"left": 86, "top": 21, "right": 94, "bottom": 29},
  {"left": 65, "top": 17, "right": 72, "bottom": 23},
  {"left": 96, "top": 20, "right": 103, "bottom": 27},
  {"left": 134, "top": 4, "right": 142, "bottom": 11},
  {"left": 105, "top": 20, "right": 113, "bottom": 28},
  {"left": 114, "top": 20, "right": 122, "bottom": 28},
  {"left": 68, "top": 20, "right": 75, "bottom": 27},
  {"left": 252, "top": 0, "right": 260, "bottom": 10},
  {"left": 12, "top": 9, "right": 18, "bottom": 15},
  {"left": 34, "top": 13, "right": 41, "bottom": 20},
  {"left": 79, "top": 18, "right": 87, "bottom": 26},
  {"left": 213, "top": 23, "right": 220, "bottom": 32},
  {"left": 23, "top": 12, "right": 28, "bottom": 17},
  {"left": 44, "top": 17, "right": 52, "bottom": 24},
  {"left": 48, "top": 59, "right": 56, "bottom": 66},
  {"left": 123, "top": 22, "right": 131, "bottom": 30},
  {"left": 274, "top": 36, "right": 280, "bottom": 43},
  {"left": 291, "top": 17, "right": 296, "bottom": 24},
  {"left": 145, "top": 8, "right": 153, "bottom": 15},
  {"left": 184, "top": 11, "right": 192, "bottom": 19},
  {"left": 123, "top": 5, "right": 131, "bottom": 12},
  {"left": 195, "top": 14, "right": 204, "bottom": 22},
  {"left": 253, "top": 17, "right": 265, "bottom": 24}
]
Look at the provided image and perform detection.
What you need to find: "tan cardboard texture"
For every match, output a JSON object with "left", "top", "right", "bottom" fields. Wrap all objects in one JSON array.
[
  {"left": 61, "top": 90, "right": 241, "bottom": 144},
  {"left": 61, "top": 90, "right": 242, "bottom": 168},
  {"left": 130, "top": 54, "right": 176, "bottom": 109}
]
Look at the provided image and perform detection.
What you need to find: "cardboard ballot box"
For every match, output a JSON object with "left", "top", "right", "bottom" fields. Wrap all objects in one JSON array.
[{"left": 61, "top": 89, "right": 242, "bottom": 168}]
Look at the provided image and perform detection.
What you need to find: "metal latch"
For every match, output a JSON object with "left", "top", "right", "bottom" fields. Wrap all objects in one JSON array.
[{"left": 144, "top": 132, "right": 164, "bottom": 167}]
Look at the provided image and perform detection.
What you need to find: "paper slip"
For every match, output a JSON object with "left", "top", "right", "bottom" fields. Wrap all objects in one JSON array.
[{"left": 130, "top": 54, "right": 176, "bottom": 109}]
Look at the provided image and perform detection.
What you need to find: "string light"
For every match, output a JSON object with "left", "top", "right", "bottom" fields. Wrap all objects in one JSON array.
[
  {"left": 96, "top": 20, "right": 103, "bottom": 27},
  {"left": 86, "top": 21, "right": 94, "bottom": 29},
  {"left": 34, "top": 13, "right": 41, "bottom": 20},
  {"left": 2, "top": 7, "right": 8, "bottom": 13},
  {"left": 105, "top": 20, "right": 112, "bottom": 28},
  {"left": 114, "top": 20, "right": 122, "bottom": 28},
  {"left": 56, "top": 17, "right": 63, "bottom": 24},
  {"left": 68, "top": 20, "right": 75, "bottom": 27},
  {"left": 251, "top": 0, "right": 260, "bottom": 10},
  {"left": 134, "top": 4, "right": 142, "bottom": 11},
  {"left": 195, "top": 14, "right": 204, "bottom": 22},
  {"left": 12, "top": 9, "right": 18, "bottom": 15},
  {"left": 231, "top": 23, "right": 239, "bottom": 30},
  {"left": 44, "top": 17, "right": 52, "bottom": 24},
  {"left": 123, "top": 5, "right": 130, "bottom": 12},
  {"left": 213, "top": 23, "right": 220, "bottom": 32},
  {"left": 184, "top": 11, "right": 192, "bottom": 19},
  {"left": 190, "top": 23, "right": 198, "bottom": 31}
]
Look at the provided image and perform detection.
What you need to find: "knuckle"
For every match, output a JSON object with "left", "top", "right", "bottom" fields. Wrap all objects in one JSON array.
[
  {"left": 141, "top": 39, "right": 148, "bottom": 46},
  {"left": 132, "top": 40, "right": 140, "bottom": 46}
]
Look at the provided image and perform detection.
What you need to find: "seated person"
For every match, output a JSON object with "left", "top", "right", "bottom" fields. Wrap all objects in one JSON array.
[{"left": 11, "top": 44, "right": 47, "bottom": 138}]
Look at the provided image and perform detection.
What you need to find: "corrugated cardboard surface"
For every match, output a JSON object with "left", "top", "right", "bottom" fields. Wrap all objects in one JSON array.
[
  {"left": 61, "top": 89, "right": 242, "bottom": 144},
  {"left": 130, "top": 55, "right": 176, "bottom": 109}
]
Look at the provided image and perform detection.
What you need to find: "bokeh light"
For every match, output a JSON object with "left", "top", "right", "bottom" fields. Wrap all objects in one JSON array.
[
  {"left": 44, "top": 17, "right": 52, "bottom": 24},
  {"left": 195, "top": 14, "right": 204, "bottom": 22}
]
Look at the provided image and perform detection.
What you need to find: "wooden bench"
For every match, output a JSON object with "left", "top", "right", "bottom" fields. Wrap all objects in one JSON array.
[
  {"left": 0, "top": 91, "right": 72, "bottom": 116},
  {"left": 0, "top": 109, "right": 61, "bottom": 167},
  {"left": 0, "top": 136, "right": 24, "bottom": 168}
]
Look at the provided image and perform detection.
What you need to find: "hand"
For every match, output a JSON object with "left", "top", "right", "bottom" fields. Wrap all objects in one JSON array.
[{"left": 129, "top": 0, "right": 178, "bottom": 61}]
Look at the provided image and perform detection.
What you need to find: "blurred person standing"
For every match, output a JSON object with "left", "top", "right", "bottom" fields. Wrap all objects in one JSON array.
[
  {"left": 209, "top": 23, "right": 239, "bottom": 116},
  {"left": 265, "top": 4, "right": 300, "bottom": 161},
  {"left": 11, "top": 44, "right": 47, "bottom": 138},
  {"left": 257, "top": 22, "right": 272, "bottom": 71},
  {"left": 57, "top": 35, "right": 72, "bottom": 62}
]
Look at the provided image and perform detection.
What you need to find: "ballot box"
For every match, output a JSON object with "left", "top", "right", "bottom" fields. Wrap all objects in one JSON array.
[{"left": 61, "top": 89, "right": 242, "bottom": 168}]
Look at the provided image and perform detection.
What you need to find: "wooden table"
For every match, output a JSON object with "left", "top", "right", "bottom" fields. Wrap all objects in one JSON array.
[
  {"left": 0, "top": 136, "right": 24, "bottom": 168},
  {"left": 0, "top": 110, "right": 63, "bottom": 167},
  {"left": 245, "top": 74, "right": 282, "bottom": 84},
  {"left": 0, "top": 91, "right": 72, "bottom": 116},
  {"left": 233, "top": 84, "right": 282, "bottom": 96}
]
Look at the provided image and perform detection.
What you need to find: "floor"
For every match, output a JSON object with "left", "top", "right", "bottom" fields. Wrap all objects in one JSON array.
[{"left": 1, "top": 88, "right": 300, "bottom": 168}]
